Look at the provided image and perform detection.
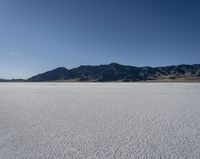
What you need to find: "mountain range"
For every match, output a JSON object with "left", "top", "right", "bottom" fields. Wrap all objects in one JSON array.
[{"left": 27, "top": 63, "right": 200, "bottom": 82}]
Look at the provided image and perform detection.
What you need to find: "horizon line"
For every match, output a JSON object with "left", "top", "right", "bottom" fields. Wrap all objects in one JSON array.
[{"left": 1, "top": 62, "right": 200, "bottom": 80}]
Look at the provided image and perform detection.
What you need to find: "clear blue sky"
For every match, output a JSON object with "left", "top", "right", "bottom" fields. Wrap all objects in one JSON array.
[{"left": 0, "top": 0, "right": 200, "bottom": 79}]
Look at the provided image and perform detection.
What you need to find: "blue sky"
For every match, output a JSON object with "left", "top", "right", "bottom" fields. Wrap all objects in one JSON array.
[{"left": 0, "top": 0, "right": 200, "bottom": 79}]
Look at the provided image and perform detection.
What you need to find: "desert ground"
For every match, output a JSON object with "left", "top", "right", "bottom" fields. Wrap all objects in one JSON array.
[{"left": 0, "top": 83, "right": 200, "bottom": 159}]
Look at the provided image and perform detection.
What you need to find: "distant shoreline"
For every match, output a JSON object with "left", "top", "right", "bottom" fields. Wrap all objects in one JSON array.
[{"left": 1, "top": 80, "right": 200, "bottom": 83}]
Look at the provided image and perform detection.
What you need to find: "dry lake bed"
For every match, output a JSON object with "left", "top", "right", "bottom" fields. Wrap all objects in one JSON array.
[{"left": 0, "top": 83, "right": 200, "bottom": 159}]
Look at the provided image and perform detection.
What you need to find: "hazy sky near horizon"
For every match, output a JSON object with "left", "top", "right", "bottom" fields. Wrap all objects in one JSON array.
[{"left": 0, "top": 0, "right": 200, "bottom": 79}]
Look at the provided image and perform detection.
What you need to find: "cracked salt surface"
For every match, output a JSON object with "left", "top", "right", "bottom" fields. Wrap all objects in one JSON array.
[{"left": 0, "top": 83, "right": 200, "bottom": 159}]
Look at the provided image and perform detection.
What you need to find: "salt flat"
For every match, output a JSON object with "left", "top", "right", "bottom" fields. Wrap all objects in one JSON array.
[{"left": 0, "top": 83, "right": 200, "bottom": 159}]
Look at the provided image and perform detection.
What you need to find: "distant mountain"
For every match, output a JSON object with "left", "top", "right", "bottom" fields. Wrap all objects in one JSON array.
[
  {"left": 28, "top": 63, "right": 200, "bottom": 82},
  {"left": 0, "top": 79, "right": 25, "bottom": 82},
  {"left": 28, "top": 67, "right": 76, "bottom": 81}
]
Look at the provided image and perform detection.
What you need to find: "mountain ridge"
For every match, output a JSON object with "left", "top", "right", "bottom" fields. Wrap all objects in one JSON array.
[{"left": 28, "top": 63, "right": 200, "bottom": 82}]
